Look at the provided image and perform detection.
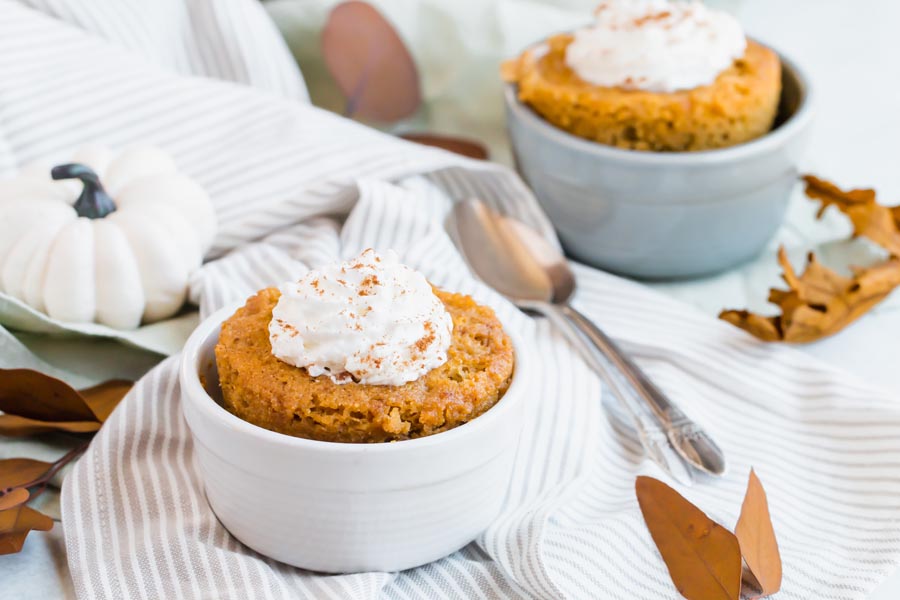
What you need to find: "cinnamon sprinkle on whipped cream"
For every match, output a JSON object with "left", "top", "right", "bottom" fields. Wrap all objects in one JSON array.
[
  {"left": 268, "top": 249, "right": 453, "bottom": 386},
  {"left": 565, "top": 0, "right": 746, "bottom": 93}
]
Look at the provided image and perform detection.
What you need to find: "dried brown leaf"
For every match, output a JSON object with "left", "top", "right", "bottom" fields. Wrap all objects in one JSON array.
[
  {"left": 720, "top": 247, "right": 900, "bottom": 342},
  {"left": 399, "top": 133, "right": 489, "bottom": 160},
  {"left": 79, "top": 379, "right": 132, "bottom": 422},
  {"left": 322, "top": 1, "right": 421, "bottom": 122},
  {"left": 721, "top": 176, "right": 900, "bottom": 342},
  {"left": 803, "top": 175, "right": 900, "bottom": 256},
  {"left": 0, "top": 504, "right": 53, "bottom": 555},
  {"left": 0, "top": 458, "right": 53, "bottom": 491},
  {"left": 0, "top": 369, "right": 131, "bottom": 436},
  {"left": 718, "top": 310, "right": 782, "bottom": 342},
  {"left": 0, "top": 414, "right": 102, "bottom": 436},
  {"left": 636, "top": 476, "right": 742, "bottom": 600},
  {"left": 0, "top": 488, "right": 29, "bottom": 511},
  {"left": 0, "top": 369, "right": 96, "bottom": 422},
  {"left": 735, "top": 469, "right": 782, "bottom": 598}
]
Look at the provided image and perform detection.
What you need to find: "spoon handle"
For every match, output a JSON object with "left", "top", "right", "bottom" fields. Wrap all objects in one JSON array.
[
  {"left": 557, "top": 303, "right": 727, "bottom": 477},
  {"left": 537, "top": 303, "right": 694, "bottom": 485}
]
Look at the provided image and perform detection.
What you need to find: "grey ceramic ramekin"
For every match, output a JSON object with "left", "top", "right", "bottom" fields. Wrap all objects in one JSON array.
[{"left": 504, "top": 47, "right": 814, "bottom": 279}]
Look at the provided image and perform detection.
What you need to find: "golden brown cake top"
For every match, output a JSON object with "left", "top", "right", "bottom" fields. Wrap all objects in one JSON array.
[
  {"left": 215, "top": 287, "right": 515, "bottom": 443},
  {"left": 504, "top": 34, "right": 779, "bottom": 103},
  {"left": 503, "top": 34, "right": 782, "bottom": 151}
]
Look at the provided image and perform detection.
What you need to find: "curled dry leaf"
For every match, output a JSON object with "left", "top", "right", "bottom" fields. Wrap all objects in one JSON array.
[
  {"left": 0, "top": 449, "right": 86, "bottom": 554},
  {"left": 721, "top": 175, "right": 900, "bottom": 342},
  {"left": 635, "top": 476, "right": 742, "bottom": 600},
  {"left": 0, "top": 487, "right": 29, "bottom": 511},
  {"left": 735, "top": 469, "right": 782, "bottom": 598},
  {"left": 0, "top": 369, "right": 132, "bottom": 436},
  {"left": 322, "top": 1, "right": 421, "bottom": 122},
  {"left": 0, "top": 458, "right": 52, "bottom": 514},
  {"left": 0, "top": 458, "right": 53, "bottom": 492},
  {"left": 803, "top": 175, "right": 900, "bottom": 256},
  {"left": 399, "top": 133, "right": 489, "bottom": 160},
  {"left": 1, "top": 458, "right": 57, "bottom": 554},
  {"left": 0, "top": 503, "right": 53, "bottom": 555},
  {"left": 720, "top": 247, "right": 900, "bottom": 342}
]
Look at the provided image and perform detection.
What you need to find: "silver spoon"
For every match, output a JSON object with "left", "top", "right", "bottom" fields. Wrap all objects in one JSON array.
[{"left": 451, "top": 199, "right": 726, "bottom": 482}]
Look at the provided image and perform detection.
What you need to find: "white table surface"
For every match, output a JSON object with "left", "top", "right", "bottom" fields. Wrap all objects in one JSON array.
[{"left": 3, "top": 0, "right": 900, "bottom": 598}]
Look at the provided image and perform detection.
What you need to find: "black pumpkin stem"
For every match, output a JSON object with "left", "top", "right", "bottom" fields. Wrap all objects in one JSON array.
[{"left": 51, "top": 163, "right": 116, "bottom": 219}]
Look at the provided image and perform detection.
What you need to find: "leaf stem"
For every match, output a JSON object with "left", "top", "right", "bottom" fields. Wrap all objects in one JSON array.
[{"left": 0, "top": 441, "right": 90, "bottom": 498}]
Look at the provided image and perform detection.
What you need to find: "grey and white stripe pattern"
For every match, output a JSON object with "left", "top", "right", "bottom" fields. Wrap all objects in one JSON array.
[{"left": 0, "top": 0, "right": 897, "bottom": 598}]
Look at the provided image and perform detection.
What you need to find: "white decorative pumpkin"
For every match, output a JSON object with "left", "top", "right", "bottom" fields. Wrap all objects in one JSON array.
[{"left": 0, "top": 145, "right": 216, "bottom": 329}]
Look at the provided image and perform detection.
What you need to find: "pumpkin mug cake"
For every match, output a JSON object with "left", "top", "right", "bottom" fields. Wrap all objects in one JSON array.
[
  {"left": 215, "top": 249, "right": 514, "bottom": 443},
  {"left": 502, "top": 0, "right": 782, "bottom": 151}
]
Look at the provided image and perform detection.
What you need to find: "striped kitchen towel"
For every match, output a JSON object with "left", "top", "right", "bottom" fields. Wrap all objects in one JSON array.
[{"left": 1, "top": 0, "right": 899, "bottom": 598}]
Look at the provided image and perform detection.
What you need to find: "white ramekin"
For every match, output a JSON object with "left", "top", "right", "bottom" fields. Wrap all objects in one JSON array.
[{"left": 179, "top": 303, "right": 526, "bottom": 573}]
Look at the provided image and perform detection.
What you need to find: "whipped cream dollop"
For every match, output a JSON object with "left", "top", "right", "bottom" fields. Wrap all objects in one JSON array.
[
  {"left": 565, "top": 0, "right": 746, "bottom": 93},
  {"left": 269, "top": 249, "right": 453, "bottom": 386}
]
